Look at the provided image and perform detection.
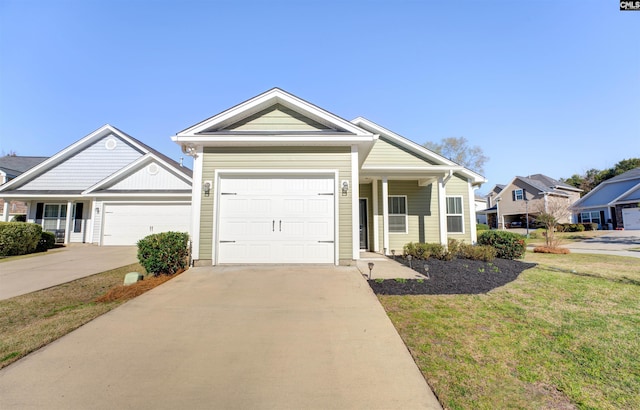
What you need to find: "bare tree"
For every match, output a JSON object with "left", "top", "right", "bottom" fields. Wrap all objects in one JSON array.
[
  {"left": 423, "top": 137, "right": 488, "bottom": 175},
  {"left": 534, "top": 195, "right": 572, "bottom": 248}
]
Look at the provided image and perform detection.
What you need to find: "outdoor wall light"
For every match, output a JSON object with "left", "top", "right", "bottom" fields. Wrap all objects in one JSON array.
[
  {"left": 203, "top": 181, "right": 211, "bottom": 197},
  {"left": 95, "top": 207, "right": 100, "bottom": 215},
  {"left": 367, "top": 262, "right": 374, "bottom": 280},
  {"left": 341, "top": 180, "right": 349, "bottom": 195}
]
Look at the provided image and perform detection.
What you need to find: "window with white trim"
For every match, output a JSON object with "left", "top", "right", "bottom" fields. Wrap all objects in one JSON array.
[
  {"left": 43, "top": 204, "right": 67, "bottom": 231},
  {"left": 581, "top": 211, "right": 601, "bottom": 225},
  {"left": 388, "top": 196, "right": 408, "bottom": 233},
  {"left": 446, "top": 196, "right": 464, "bottom": 233},
  {"left": 513, "top": 189, "right": 524, "bottom": 201}
]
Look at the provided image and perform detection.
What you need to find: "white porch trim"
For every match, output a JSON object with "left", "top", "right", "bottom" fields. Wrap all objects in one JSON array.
[
  {"left": 372, "top": 179, "right": 379, "bottom": 252},
  {"left": 382, "top": 177, "right": 389, "bottom": 255},
  {"left": 438, "top": 177, "right": 447, "bottom": 245},
  {"left": 351, "top": 146, "right": 360, "bottom": 260}
]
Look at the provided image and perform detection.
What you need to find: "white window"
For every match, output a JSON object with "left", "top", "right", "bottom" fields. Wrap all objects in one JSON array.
[
  {"left": 388, "top": 196, "right": 407, "bottom": 233},
  {"left": 446, "top": 196, "right": 464, "bottom": 233},
  {"left": 43, "top": 204, "right": 67, "bottom": 231},
  {"left": 581, "top": 211, "right": 601, "bottom": 225},
  {"left": 514, "top": 189, "right": 524, "bottom": 201}
]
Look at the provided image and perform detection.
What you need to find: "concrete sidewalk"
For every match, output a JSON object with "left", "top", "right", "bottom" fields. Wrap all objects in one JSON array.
[
  {"left": 0, "top": 265, "right": 442, "bottom": 409},
  {"left": 356, "top": 251, "right": 428, "bottom": 279},
  {"left": 0, "top": 245, "right": 138, "bottom": 300}
]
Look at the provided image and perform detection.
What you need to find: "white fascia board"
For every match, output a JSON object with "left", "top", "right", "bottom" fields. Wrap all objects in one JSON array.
[
  {"left": 351, "top": 117, "right": 486, "bottom": 184},
  {"left": 178, "top": 89, "right": 373, "bottom": 137},
  {"left": 172, "top": 135, "right": 375, "bottom": 145},
  {"left": 89, "top": 192, "right": 192, "bottom": 199},
  {"left": 83, "top": 153, "right": 192, "bottom": 195},
  {"left": 0, "top": 125, "right": 149, "bottom": 192}
]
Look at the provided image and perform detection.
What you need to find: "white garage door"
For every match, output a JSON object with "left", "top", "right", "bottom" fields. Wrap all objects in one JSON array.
[
  {"left": 622, "top": 208, "right": 640, "bottom": 230},
  {"left": 217, "top": 175, "right": 335, "bottom": 264},
  {"left": 102, "top": 203, "right": 191, "bottom": 246}
]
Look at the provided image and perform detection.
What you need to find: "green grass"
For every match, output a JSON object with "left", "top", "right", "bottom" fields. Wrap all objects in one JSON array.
[
  {"left": 0, "top": 263, "right": 145, "bottom": 369},
  {"left": 378, "top": 254, "right": 640, "bottom": 409}
]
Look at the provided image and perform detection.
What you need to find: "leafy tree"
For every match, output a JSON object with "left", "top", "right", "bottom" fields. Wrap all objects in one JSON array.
[
  {"left": 423, "top": 137, "right": 488, "bottom": 175},
  {"left": 561, "top": 158, "right": 640, "bottom": 195}
]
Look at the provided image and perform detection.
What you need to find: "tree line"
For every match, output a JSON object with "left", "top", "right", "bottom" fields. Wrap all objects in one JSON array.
[{"left": 560, "top": 158, "right": 640, "bottom": 195}]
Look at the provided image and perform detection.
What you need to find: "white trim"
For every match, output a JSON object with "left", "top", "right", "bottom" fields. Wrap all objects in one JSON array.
[
  {"left": 64, "top": 200, "right": 73, "bottom": 244},
  {"left": 388, "top": 195, "right": 409, "bottom": 234},
  {"left": 190, "top": 146, "right": 204, "bottom": 261},
  {"left": 351, "top": 146, "right": 360, "bottom": 260},
  {"left": 446, "top": 195, "right": 465, "bottom": 234},
  {"left": 1, "top": 201, "right": 8, "bottom": 221},
  {"left": 437, "top": 177, "right": 447, "bottom": 245},
  {"left": 212, "top": 169, "right": 340, "bottom": 266},
  {"left": 88, "top": 198, "right": 96, "bottom": 243},
  {"left": 469, "top": 183, "right": 478, "bottom": 243},
  {"left": 382, "top": 177, "right": 389, "bottom": 255},
  {"left": 372, "top": 179, "right": 379, "bottom": 252}
]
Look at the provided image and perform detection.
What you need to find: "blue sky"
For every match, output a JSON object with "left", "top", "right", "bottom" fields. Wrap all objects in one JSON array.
[{"left": 1, "top": 0, "right": 638, "bottom": 193}]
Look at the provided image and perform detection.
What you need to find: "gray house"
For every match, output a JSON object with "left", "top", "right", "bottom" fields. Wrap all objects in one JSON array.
[
  {"left": 571, "top": 167, "right": 640, "bottom": 230},
  {"left": 0, "top": 156, "right": 48, "bottom": 218}
]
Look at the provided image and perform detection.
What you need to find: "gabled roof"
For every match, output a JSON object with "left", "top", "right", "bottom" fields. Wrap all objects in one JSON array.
[
  {"left": 0, "top": 125, "right": 191, "bottom": 194},
  {"left": 496, "top": 173, "right": 581, "bottom": 200},
  {"left": 572, "top": 167, "right": 640, "bottom": 209},
  {"left": 351, "top": 117, "right": 486, "bottom": 185},
  {"left": 0, "top": 156, "right": 48, "bottom": 180}
]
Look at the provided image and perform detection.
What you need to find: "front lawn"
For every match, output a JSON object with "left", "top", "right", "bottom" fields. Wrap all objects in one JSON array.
[{"left": 378, "top": 254, "right": 640, "bottom": 409}]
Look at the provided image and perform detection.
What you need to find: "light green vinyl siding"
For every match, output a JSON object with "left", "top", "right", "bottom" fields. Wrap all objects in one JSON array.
[
  {"left": 446, "top": 174, "right": 472, "bottom": 241},
  {"left": 373, "top": 180, "right": 439, "bottom": 252},
  {"left": 200, "top": 146, "right": 352, "bottom": 261},
  {"left": 224, "top": 104, "right": 330, "bottom": 131},
  {"left": 364, "top": 137, "right": 437, "bottom": 167}
]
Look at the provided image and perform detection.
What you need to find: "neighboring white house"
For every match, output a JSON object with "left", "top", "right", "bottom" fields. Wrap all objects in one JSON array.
[
  {"left": 0, "top": 125, "right": 193, "bottom": 245},
  {"left": 475, "top": 195, "right": 488, "bottom": 224},
  {"left": 571, "top": 167, "right": 640, "bottom": 230}
]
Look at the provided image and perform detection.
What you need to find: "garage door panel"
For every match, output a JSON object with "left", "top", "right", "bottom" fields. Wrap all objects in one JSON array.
[
  {"left": 102, "top": 204, "right": 190, "bottom": 246},
  {"left": 217, "top": 175, "right": 335, "bottom": 264},
  {"left": 622, "top": 208, "right": 640, "bottom": 230}
]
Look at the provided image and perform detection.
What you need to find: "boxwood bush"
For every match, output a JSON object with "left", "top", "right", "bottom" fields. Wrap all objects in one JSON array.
[
  {"left": 477, "top": 230, "right": 526, "bottom": 260},
  {"left": 137, "top": 231, "right": 190, "bottom": 276},
  {"left": 0, "top": 222, "right": 42, "bottom": 256},
  {"left": 37, "top": 231, "right": 56, "bottom": 252}
]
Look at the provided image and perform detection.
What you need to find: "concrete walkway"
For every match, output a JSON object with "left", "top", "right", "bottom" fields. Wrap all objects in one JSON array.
[
  {"left": 357, "top": 251, "right": 428, "bottom": 279},
  {"left": 0, "top": 245, "right": 138, "bottom": 300},
  {"left": 0, "top": 265, "right": 442, "bottom": 409}
]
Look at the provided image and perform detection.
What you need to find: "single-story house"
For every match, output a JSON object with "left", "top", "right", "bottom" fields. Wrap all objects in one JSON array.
[
  {"left": 571, "top": 167, "right": 640, "bottom": 230},
  {"left": 0, "top": 125, "right": 193, "bottom": 245},
  {"left": 172, "top": 88, "right": 486, "bottom": 265},
  {"left": 481, "top": 174, "right": 581, "bottom": 229},
  {"left": 0, "top": 155, "right": 48, "bottom": 218}
]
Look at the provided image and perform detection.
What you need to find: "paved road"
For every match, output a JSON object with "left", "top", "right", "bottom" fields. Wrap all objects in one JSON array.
[
  {"left": 0, "top": 265, "right": 442, "bottom": 409},
  {"left": 0, "top": 245, "right": 138, "bottom": 300}
]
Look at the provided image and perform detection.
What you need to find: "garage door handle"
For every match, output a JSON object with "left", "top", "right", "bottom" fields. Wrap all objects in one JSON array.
[
  {"left": 318, "top": 240, "right": 334, "bottom": 243},
  {"left": 220, "top": 240, "right": 236, "bottom": 243},
  {"left": 272, "top": 220, "right": 275, "bottom": 232},
  {"left": 279, "top": 220, "right": 282, "bottom": 232}
]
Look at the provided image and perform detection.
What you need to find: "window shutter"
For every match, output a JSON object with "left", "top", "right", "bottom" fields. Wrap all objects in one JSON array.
[
  {"left": 35, "top": 203, "right": 44, "bottom": 220},
  {"left": 512, "top": 191, "right": 516, "bottom": 201},
  {"left": 523, "top": 190, "right": 527, "bottom": 200},
  {"left": 74, "top": 203, "right": 84, "bottom": 233},
  {"left": 577, "top": 213, "right": 582, "bottom": 223}
]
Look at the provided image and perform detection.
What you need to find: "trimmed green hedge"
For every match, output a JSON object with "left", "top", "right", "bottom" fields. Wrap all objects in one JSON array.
[
  {"left": 0, "top": 222, "right": 43, "bottom": 256},
  {"left": 477, "top": 230, "right": 526, "bottom": 260},
  {"left": 37, "top": 231, "right": 56, "bottom": 252},
  {"left": 137, "top": 231, "right": 190, "bottom": 276}
]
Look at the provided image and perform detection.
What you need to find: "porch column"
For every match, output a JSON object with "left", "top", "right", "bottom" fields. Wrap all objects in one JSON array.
[
  {"left": 351, "top": 146, "right": 360, "bottom": 260},
  {"left": 382, "top": 176, "right": 389, "bottom": 255},
  {"left": 1, "top": 199, "right": 9, "bottom": 222},
  {"left": 469, "top": 183, "right": 478, "bottom": 243},
  {"left": 88, "top": 199, "right": 95, "bottom": 244},
  {"left": 64, "top": 201, "right": 73, "bottom": 244},
  {"left": 190, "top": 146, "right": 203, "bottom": 262},
  {"left": 437, "top": 176, "right": 448, "bottom": 245},
  {"left": 372, "top": 179, "right": 379, "bottom": 252}
]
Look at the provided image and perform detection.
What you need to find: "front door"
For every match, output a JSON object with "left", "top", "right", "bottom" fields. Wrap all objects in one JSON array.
[{"left": 359, "top": 199, "right": 368, "bottom": 249}]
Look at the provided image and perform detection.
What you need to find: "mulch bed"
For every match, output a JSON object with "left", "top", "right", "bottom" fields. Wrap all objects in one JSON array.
[{"left": 368, "top": 257, "right": 537, "bottom": 295}]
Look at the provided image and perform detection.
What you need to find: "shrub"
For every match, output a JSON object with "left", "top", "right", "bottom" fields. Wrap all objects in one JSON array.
[
  {"left": 585, "top": 223, "right": 598, "bottom": 231},
  {"left": 0, "top": 222, "right": 42, "bottom": 256},
  {"left": 448, "top": 239, "right": 461, "bottom": 256},
  {"left": 477, "top": 230, "right": 526, "bottom": 260},
  {"left": 402, "top": 242, "right": 452, "bottom": 260},
  {"left": 10, "top": 214, "right": 26, "bottom": 222},
  {"left": 477, "top": 223, "right": 490, "bottom": 231},
  {"left": 457, "top": 243, "right": 496, "bottom": 262},
  {"left": 137, "top": 231, "right": 190, "bottom": 276},
  {"left": 36, "top": 231, "right": 56, "bottom": 252},
  {"left": 575, "top": 223, "right": 585, "bottom": 232}
]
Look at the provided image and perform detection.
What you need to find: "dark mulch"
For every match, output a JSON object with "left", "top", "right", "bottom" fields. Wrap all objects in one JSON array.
[{"left": 368, "top": 257, "right": 537, "bottom": 295}]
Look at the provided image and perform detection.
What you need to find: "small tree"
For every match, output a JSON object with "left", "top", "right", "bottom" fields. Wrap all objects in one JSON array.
[{"left": 534, "top": 196, "right": 572, "bottom": 248}]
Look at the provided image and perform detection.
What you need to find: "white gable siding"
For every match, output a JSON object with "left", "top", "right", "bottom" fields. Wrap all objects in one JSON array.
[
  {"left": 109, "top": 163, "right": 191, "bottom": 190},
  {"left": 20, "top": 135, "right": 142, "bottom": 190}
]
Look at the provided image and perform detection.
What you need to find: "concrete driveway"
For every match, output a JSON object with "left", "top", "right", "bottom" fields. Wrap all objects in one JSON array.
[
  {"left": 0, "top": 265, "right": 441, "bottom": 409},
  {"left": 0, "top": 245, "right": 138, "bottom": 300}
]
